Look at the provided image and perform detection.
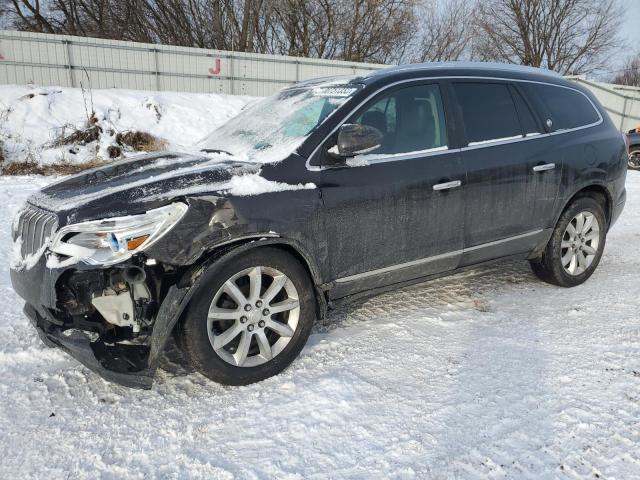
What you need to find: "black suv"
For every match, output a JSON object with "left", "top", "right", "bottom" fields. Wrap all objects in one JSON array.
[{"left": 10, "top": 62, "right": 627, "bottom": 388}]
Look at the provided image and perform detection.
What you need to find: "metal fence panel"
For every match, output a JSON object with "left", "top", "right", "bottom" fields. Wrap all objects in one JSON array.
[
  {"left": 2, "top": 30, "right": 640, "bottom": 130},
  {"left": 0, "top": 30, "right": 384, "bottom": 96}
]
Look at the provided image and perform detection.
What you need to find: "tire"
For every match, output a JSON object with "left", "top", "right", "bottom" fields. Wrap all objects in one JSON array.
[
  {"left": 529, "top": 196, "right": 607, "bottom": 287},
  {"left": 176, "top": 247, "right": 316, "bottom": 386},
  {"left": 629, "top": 147, "right": 640, "bottom": 170}
]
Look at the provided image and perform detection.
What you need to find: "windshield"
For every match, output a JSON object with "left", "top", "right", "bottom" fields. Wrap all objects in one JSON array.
[{"left": 197, "top": 83, "right": 361, "bottom": 163}]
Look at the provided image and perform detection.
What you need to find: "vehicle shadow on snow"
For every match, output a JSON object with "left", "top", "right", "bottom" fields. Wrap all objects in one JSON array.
[
  {"left": 156, "top": 259, "right": 539, "bottom": 378},
  {"left": 314, "top": 259, "right": 537, "bottom": 334}
]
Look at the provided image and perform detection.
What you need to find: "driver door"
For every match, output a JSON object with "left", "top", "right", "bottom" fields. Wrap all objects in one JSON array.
[{"left": 316, "top": 82, "right": 466, "bottom": 298}]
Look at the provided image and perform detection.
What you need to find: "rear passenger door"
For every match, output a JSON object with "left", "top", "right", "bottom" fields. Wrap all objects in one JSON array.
[
  {"left": 520, "top": 82, "right": 601, "bottom": 217},
  {"left": 450, "top": 80, "right": 556, "bottom": 265}
]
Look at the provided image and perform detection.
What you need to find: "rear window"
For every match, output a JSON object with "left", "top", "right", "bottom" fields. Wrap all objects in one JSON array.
[
  {"left": 522, "top": 83, "right": 600, "bottom": 131},
  {"left": 453, "top": 82, "right": 521, "bottom": 145}
]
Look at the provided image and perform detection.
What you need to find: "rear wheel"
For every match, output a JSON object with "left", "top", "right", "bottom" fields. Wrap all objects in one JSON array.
[
  {"left": 530, "top": 196, "right": 607, "bottom": 287},
  {"left": 176, "top": 247, "right": 316, "bottom": 385},
  {"left": 629, "top": 147, "right": 640, "bottom": 170}
]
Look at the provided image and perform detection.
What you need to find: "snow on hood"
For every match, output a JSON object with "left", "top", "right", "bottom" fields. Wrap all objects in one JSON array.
[
  {"left": 26, "top": 151, "right": 315, "bottom": 224},
  {"left": 158, "top": 172, "right": 316, "bottom": 200}
]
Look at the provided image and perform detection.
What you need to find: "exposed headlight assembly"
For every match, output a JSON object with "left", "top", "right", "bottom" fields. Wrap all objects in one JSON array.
[{"left": 49, "top": 203, "right": 188, "bottom": 266}]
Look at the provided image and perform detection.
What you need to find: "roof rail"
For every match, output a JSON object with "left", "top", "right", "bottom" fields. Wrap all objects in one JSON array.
[{"left": 367, "top": 61, "right": 563, "bottom": 78}]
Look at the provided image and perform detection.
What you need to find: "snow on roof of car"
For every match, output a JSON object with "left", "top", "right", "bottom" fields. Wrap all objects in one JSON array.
[{"left": 287, "top": 75, "right": 360, "bottom": 89}]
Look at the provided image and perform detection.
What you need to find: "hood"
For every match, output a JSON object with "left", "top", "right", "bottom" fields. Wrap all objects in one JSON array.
[{"left": 28, "top": 152, "right": 260, "bottom": 225}]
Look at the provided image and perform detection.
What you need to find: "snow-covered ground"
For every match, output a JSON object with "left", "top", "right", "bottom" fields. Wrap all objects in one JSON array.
[
  {"left": 0, "top": 172, "right": 639, "bottom": 479},
  {"left": 0, "top": 85, "right": 251, "bottom": 167}
]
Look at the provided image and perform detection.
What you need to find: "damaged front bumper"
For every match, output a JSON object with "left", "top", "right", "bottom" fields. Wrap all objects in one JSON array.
[
  {"left": 12, "top": 255, "right": 196, "bottom": 389},
  {"left": 24, "top": 303, "right": 155, "bottom": 388}
]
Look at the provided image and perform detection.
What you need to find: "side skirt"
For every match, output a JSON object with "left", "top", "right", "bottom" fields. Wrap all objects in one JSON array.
[{"left": 326, "top": 228, "right": 553, "bottom": 306}]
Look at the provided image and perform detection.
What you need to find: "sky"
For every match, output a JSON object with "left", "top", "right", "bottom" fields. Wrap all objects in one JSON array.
[
  {"left": 621, "top": 1, "right": 640, "bottom": 51},
  {"left": 612, "top": 1, "right": 640, "bottom": 78}
]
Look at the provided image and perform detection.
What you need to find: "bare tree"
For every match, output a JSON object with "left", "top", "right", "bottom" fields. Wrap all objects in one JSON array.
[
  {"left": 474, "top": 0, "right": 623, "bottom": 75},
  {"left": 335, "top": 0, "right": 416, "bottom": 63},
  {"left": 271, "top": 0, "right": 338, "bottom": 58},
  {"left": 10, "top": 0, "right": 150, "bottom": 41},
  {"left": 10, "top": 0, "right": 57, "bottom": 33},
  {"left": 611, "top": 54, "right": 640, "bottom": 87},
  {"left": 411, "top": 0, "right": 475, "bottom": 62},
  {"left": 7, "top": 0, "right": 416, "bottom": 63},
  {"left": 0, "top": 0, "right": 13, "bottom": 27}
]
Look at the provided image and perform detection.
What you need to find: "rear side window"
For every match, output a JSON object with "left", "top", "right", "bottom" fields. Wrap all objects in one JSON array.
[
  {"left": 511, "top": 87, "right": 542, "bottom": 136},
  {"left": 453, "top": 82, "right": 521, "bottom": 145},
  {"left": 522, "top": 83, "right": 600, "bottom": 131}
]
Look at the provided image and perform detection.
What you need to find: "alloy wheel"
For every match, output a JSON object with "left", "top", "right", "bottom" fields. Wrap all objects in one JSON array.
[
  {"left": 629, "top": 150, "right": 640, "bottom": 169},
  {"left": 560, "top": 211, "right": 600, "bottom": 276},
  {"left": 207, "top": 266, "right": 300, "bottom": 367}
]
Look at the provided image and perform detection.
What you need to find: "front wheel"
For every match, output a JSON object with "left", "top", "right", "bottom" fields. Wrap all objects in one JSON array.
[
  {"left": 176, "top": 247, "right": 316, "bottom": 386},
  {"left": 530, "top": 196, "right": 607, "bottom": 287},
  {"left": 629, "top": 147, "right": 640, "bottom": 170}
]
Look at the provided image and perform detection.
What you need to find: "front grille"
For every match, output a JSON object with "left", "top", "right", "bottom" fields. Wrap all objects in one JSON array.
[{"left": 13, "top": 204, "right": 58, "bottom": 257}]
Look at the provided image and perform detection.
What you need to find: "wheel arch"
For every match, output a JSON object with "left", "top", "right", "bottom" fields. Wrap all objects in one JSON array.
[
  {"left": 180, "top": 235, "right": 327, "bottom": 322},
  {"left": 206, "top": 236, "right": 325, "bottom": 286},
  {"left": 557, "top": 183, "right": 613, "bottom": 229}
]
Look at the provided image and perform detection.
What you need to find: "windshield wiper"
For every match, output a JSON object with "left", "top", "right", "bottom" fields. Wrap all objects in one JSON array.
[{"left": 201, "top": 148, "right": 234, "bottom": 156}]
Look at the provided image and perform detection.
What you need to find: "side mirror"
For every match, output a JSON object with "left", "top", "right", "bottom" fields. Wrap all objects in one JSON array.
[{"left": 332, "top": 123, "right": 383, "bottom": 158}]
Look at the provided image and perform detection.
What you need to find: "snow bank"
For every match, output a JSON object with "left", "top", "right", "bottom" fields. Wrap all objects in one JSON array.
[{"left": 0, "top": 85, "right": 252, "bottom": 168}]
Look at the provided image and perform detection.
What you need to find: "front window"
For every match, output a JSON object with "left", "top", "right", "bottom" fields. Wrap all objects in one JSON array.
[
  {"left": 198, "top": 82, "right": 361, "bottom": 163},
  {"left": 349, "top": 83, "right": 448, "bottom": 156}
]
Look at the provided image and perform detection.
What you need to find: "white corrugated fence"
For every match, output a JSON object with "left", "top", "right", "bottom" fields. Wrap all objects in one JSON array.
[
  {"left": 1, "top": 30, "right": 639, "bottom": 131},
  {"left": 0, "top": 30, "right": 384, "bottom": 97}
]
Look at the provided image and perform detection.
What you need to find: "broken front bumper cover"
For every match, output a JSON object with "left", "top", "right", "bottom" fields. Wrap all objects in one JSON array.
[
  {"left": 23, "top": 279, "right": 192, "bottom": 389},
  {"left": 25, "top": 303, "right": 155, "bottom": 389}
]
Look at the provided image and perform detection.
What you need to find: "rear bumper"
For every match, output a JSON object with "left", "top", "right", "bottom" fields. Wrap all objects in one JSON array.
[{"left": 25, "top": 303, "right": 154, "bottom": 389}]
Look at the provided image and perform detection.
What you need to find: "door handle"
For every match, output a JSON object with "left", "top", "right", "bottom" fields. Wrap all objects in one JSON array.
[
  {"left": 433, "top": 180, "right": 462, "bottom": 191},
  {"left": 533, "top": 163, "right": 556, "bottom": 172}
]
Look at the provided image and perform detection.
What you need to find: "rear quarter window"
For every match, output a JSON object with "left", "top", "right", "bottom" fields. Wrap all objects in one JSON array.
[{"left": 522, "top": 83, "right": 600, "bottom": 131}]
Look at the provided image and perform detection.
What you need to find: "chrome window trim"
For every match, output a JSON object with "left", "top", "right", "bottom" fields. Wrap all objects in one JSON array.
[
  {"left": 333, "top": 229, "right": 544, "bottom": 284},
  {"left": 467, "top": 135, "right": 523, "bottom": 147},
  {"left": 305, "top": 75, "right": 603, "bottom": 172},
  {"left": 345, "top": 146, "right": 459, "bottom": 166}
]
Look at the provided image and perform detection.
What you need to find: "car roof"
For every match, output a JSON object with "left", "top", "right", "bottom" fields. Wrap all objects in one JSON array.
[
  {"left": 288, "top": 62, "right": 574, "bottom": 93},
  {"left": 359, "top": 61, "right": 567, "bottom": 87}
]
